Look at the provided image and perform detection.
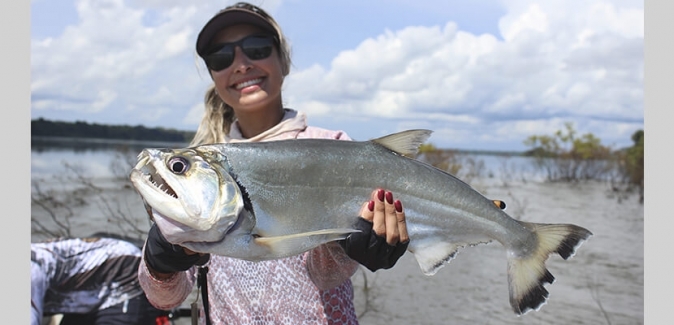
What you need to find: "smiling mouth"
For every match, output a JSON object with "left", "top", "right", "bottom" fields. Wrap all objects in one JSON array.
[{"left": 234, "top": 78, "right": 263, "bottom": 90}]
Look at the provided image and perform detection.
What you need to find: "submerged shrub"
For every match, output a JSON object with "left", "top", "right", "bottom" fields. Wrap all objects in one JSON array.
[{"left": 523, "top": 122, "right": 614, "bottom": 182}]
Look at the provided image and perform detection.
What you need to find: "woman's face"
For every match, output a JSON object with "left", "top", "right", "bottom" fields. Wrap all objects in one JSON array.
[{"left": 209, "top": 24, "right": 284, "bottom": 114}]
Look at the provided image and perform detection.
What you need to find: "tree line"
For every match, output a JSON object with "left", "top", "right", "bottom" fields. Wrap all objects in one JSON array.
[
  {"left": 523, "top": 122, "right": 643, "bottom": 202},
  {"left": 419, "top": 121, "right": 644, "bottom": 203},
  {"left": 31, "top": 118, "right": 196, "bottom": 143}
]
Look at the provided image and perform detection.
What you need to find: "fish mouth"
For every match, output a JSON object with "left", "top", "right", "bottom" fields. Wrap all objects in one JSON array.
[
  {"left": 130, "top": 153, "right": 183, "bottom": 223},
  {"left": 135, "top": 155, "right": 178, "bottom": 199}
]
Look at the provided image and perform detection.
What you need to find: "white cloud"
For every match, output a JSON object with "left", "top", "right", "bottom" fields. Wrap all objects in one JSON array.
[
  {"left": 499, "top": 3, "right": 549, "bottom": 42},
  {"left": 30, "top": 0, "right": 225, "bottom": 124},
  {"left": 284, "top": 0, "right": 643, "bottom": 150},
  {"left": 163, "top": 29, "right": 191, "bottom": 57},
  {"left": 91, "top": 89, "right": 118, "bottom": 112},
  {"left": 183, "top": 101, "right": 207, "bottom": 125},
  {"left": 30, "top": 0, "right": 643, "bottom": 151}
]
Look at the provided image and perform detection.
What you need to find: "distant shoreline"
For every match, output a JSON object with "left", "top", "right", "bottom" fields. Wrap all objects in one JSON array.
[
  {"left": 31, "top": 117, "right": 195, "bottom": 143},
  {"left": 32, "top": 134, "right": 525, "bottom": 157},
  {"left": 31, "top": 135, "right": 189, "bottom": 148}
]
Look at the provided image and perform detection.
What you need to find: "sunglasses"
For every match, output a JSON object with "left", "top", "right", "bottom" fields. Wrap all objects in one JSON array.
[{"left": 204, "top": 35, "right": 277, "bottom": 71}]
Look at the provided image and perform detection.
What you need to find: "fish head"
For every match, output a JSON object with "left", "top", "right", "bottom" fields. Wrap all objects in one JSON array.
[{"left": 129, "top": 147, "right": 245, "bottom": 243}]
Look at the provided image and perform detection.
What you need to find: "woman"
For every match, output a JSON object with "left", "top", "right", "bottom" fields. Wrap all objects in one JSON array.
[{"left": 138, "top": 3, "right": 410, "bottom": 324}]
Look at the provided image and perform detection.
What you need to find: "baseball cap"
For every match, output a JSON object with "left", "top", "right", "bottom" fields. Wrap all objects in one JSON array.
[{"left": 196, "top": 3, "right": 279, "bottom": 57}]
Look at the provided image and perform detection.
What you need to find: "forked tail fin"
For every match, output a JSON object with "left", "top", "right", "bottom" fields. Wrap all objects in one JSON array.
[{"left": 507, "top": 223, "right": 593, "bottom": 315}]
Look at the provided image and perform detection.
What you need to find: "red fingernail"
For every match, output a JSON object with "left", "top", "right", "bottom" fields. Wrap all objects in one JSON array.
[
  {"left": 377, "top": 189, "right": 385, "bottom": 201},
  {"left": 367, "top": 200, "right": 375, "bottom": 211},
  {"left": 394, "top": 200, "right": 403, "bottom": 212},
  {"left": 385, "top": 191, "right": 393, "bottom": 204}
]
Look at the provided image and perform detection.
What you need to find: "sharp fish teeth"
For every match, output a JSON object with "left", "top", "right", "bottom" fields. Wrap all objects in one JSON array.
[
  {"left": 147, "top": 175, "right": 178, "bottom": 199},
  {"left": 138, "top": 155, "right": 149, "bottom": 165}
]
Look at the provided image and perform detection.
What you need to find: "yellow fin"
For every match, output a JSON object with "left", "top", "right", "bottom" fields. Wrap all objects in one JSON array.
[{"left": 370, "top": 129, "right": 433, "bottom": 156}]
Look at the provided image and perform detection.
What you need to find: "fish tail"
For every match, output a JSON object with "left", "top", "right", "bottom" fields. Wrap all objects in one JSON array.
[{"left": 507, "top": 223, "right": 592, "bottom": 315}]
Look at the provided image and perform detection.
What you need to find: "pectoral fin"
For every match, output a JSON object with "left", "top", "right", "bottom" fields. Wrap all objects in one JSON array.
[{"left": 254, "top": 228, "right": 359, "bottom": 256}]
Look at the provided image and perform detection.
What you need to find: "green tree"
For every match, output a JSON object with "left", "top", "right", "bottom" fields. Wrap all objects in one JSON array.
[
  {"left": 617, "top": 130, "right": 644, "bottom": 202},
  {"left": 523, "top": 122, "right": 613, "bottom": 181}
]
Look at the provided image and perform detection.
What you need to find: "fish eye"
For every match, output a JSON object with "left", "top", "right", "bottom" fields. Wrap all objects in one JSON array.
[{"left": 168, "top": 156, "right": 190, "bottom": 174}]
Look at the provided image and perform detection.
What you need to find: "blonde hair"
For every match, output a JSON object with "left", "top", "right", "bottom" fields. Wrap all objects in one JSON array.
[{"left": 190, "top": 2, "right": 292, "bottom": 146}]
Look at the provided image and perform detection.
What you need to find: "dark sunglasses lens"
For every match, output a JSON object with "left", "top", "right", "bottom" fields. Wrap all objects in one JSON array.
[
  {"left": 205, "top": 46, "right": 234, "bottom": 71},
  {"left": 205, "top": 36, "right": 274, "bottom": 71},
  {"left": 241, "top": 36, "right": 274, "bottom": 60}
]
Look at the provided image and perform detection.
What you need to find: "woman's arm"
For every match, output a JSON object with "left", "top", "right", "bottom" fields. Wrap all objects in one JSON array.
[
  {"left": 137, "top": 247, "right": 198, "bottom": 310},
  {"left": 306, "top": 242, "right": 360, "bottom": 290}
]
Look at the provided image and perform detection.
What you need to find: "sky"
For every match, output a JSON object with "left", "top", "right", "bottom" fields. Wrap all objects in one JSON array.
[{"left": 30, "top": 0, "right": 644, "bottom": 152}]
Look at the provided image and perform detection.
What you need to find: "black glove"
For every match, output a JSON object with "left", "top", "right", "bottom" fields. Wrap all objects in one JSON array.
[
  {"left": 144, "top": 223, "right": 210, "bottom": 274},
  {"left": 339, "top": 217, "right": 409, "bottom": 272}
]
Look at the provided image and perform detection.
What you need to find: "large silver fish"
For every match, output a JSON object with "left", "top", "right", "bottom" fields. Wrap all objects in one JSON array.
[{"left": 129, "top": 129, "right": 592, "bottom": 315}]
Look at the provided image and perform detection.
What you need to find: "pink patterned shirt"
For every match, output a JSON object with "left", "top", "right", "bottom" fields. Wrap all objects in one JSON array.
[{"left": 139, "top": 109, "right": 361, "bottom": 324}]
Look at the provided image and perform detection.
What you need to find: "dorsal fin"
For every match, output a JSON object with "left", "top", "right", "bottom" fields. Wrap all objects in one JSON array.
[{"left": 370, "top": 129, "right": 433, "bottom": 156}]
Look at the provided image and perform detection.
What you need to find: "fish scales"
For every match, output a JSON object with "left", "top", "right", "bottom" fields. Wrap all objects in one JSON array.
[
  {"left": 218, "top": 138, "right": 526, "bottom": 249},
  {"left": 129, "top": 129, "right": 592, "bottom": 316}
]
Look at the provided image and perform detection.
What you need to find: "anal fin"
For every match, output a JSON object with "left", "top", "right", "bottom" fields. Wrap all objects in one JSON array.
[{"left": 410, "top": 240, "right": 461, "bottom": 276}]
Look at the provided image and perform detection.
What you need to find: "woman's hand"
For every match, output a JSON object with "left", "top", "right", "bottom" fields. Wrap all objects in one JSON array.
[
  {"left": 364, "top": 188, "right": 410, "bottom": 245},
  {"left": 339, "top": 189, "right": 410, "bottom": 271},
  {"left": 144, "top": 223, "right": 210, "bottom": 279}
]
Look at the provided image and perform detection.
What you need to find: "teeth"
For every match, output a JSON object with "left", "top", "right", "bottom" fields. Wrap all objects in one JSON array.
[
  {"left": 235, "top": 78, "right": 262, "bottom": 90},
  {"left": 147, "top": 175, "right": 178, "bottom": 198}
]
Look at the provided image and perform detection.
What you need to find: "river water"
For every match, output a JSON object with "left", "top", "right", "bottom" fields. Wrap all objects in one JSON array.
[{"left": 31, "top": 138, "right": 644, "bottom": 325}]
